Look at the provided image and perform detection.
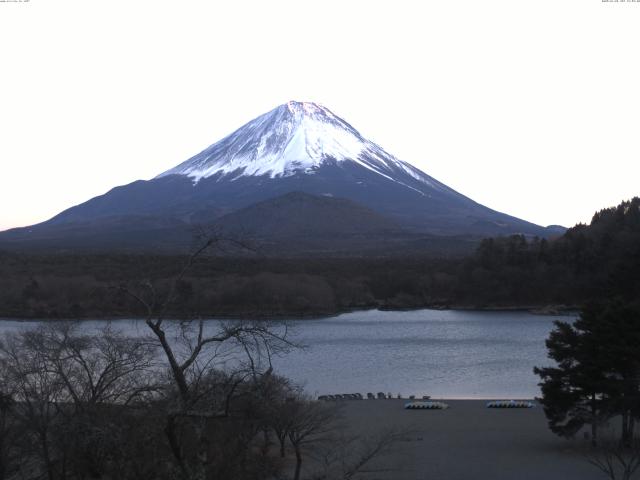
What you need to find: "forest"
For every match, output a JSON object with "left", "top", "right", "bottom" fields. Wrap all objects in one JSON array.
[{"left": 0, "top": 197, "right": 638, "bottom": 319}]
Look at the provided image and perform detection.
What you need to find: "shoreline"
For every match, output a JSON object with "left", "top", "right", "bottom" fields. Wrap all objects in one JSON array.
[
  {"left": 0, "top": 304, "right": 578, "bottom": 322},
  {"left": 321, "top": 397, "right": 540, "bottom": 401}
]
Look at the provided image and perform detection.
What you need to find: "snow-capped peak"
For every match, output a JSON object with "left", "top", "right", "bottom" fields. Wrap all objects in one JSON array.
[{"left": 156, "top": 101, "right": 439, "bottom": 191}]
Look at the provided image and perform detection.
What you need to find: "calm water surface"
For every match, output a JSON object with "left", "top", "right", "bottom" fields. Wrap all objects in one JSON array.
[{"left": 0, "top": 309, "right": 571, "bottom": 399}]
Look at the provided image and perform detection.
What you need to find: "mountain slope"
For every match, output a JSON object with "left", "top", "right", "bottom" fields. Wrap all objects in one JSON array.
[
  {"left": 210, "top": 191, "right": 419, "bottom": 255},
  {"left": 0, "top": 101, "right": 560, "bottom": 252},
  {"left": 214, "top": 191, "right": 399, "bottom": 238}
]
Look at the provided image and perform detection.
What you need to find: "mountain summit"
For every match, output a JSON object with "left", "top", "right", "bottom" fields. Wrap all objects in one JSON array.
[
  {"left": 0, "top": 102, "right": 560, "bottom": 253},
  {"left": 157, "top": 101, "right": 438, "bottom": 193}
]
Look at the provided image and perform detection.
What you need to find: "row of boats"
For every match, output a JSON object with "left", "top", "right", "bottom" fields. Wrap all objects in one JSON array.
[
  {"left": 404, "top": 400, "right": 536, "bottom": 410},
  {"left": 317, "top": 394, "right": 535, "bottom": 410},
  {"left": 318, "top": 392, "right": 432, "bottom": 401}
]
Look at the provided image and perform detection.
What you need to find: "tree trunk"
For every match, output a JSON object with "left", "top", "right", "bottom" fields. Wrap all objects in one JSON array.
[
  {"left": 40, "top": 432, "right": 55, "bottom": 480},
  {"left": 0, "top": 435, "right": 5, "bottom": 480},
  {"left": 261, "top": 429, "right": 271, "bottom": 456},
  {"left": 164, "top": 415, "right": 188, "bottom": 477},
  {"left": 195, "top": 419, "right": 209, "bottom": 480},
  {"left": 146, "top": 321, "right": 190, "bottom": 402},
  {"left": 622, "top": 411, "right": 631, "bottom": 447},
  {"left": 591, "top": 393, "right": 598, "bottom": 447},
  {"left": 293, "top": 446, "right": 302, "bottom": 480}
]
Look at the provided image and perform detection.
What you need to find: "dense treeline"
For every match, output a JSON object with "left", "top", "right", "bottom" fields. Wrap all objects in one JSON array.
[
  {"left": 464, "top": 197, "right": 640, "bottom": 307},
  {"left": 0, "top": 254, "right": 451, "bottom": 318},
  {"left": 1, "top": 197, "right": 638, "bottom": 319}
]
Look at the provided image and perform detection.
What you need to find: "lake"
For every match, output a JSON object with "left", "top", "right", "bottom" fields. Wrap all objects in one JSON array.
[{"left": 0, "top": 309, "right": 571, "bottom": 399}]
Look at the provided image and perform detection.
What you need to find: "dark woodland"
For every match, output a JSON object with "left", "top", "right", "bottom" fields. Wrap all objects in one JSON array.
[{"left": 1, "top": 197, "right": 638, "bottom": 320}]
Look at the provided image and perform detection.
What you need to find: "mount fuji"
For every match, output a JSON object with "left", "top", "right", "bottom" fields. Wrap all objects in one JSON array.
[{"left": 0, "top": 101, "right": 561, "bottom": 253}]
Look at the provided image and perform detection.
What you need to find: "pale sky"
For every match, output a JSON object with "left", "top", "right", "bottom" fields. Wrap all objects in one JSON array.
[{"left": 1, "top": 0, "right": 639, "bottom": 231}]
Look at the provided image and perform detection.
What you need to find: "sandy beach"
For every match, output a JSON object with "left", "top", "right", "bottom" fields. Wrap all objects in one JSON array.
[{"left": 331, "top": 399, "right": 602, "bottom": 480}]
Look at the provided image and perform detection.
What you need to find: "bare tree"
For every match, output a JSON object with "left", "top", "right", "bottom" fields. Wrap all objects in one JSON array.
[
  {"left": 310, "top": 428, "right": 405, "bottom": 480},
  {"left": 276, "top": 395, "right": 405, "bottom": 480},
  {"left": 0, "top": 388, "right": 16, "bottom": 480},
  {"left": 22, "top": 322, "right": 158, "bottom": 408},
  {"left": 285, "top": 397, "right": 341, "bottom": 480},
  {"left": 586, "top": 436, "right": 640, "bottom": 480},
  {"left": 0, "top": 323, "right": 161, "bottom": 480},
  {"left": 119, "top": 236, "right": 298, "bottom": 480},
  {"left": 0, "top": 330, "right": 68, "bottom": 480},
  {"left": 256, "top": 374, "right": 301, "bottom": 458}
]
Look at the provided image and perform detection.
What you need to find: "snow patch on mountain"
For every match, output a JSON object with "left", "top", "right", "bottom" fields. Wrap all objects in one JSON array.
[{"left": 157, "top": 101, "right": 442, "bottom": 193}]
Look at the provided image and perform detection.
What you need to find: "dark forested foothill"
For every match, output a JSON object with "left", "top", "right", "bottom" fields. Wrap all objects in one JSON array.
[
  {"left": 465, "top": 197, "right": 640, "bottom": 308},
  {"left": 0, "top": 197, "right": 638, "bottom": 319}
]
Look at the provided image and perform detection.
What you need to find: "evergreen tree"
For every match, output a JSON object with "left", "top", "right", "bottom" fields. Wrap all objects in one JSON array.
[
  {"left": 535, "top": 301, "right": 640, "bottom": 446},
  {"left": 534, "top": 317, "right": 610, "bottom": 445}
]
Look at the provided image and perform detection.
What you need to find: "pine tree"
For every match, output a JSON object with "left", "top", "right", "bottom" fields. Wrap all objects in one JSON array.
[{"left": 534, "top": 301, "right": 640, "bottom": 446}]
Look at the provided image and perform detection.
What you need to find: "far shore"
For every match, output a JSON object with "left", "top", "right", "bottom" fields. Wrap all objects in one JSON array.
[{"left": 0, "top": 304, "right": 579, "bottom": 322}]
